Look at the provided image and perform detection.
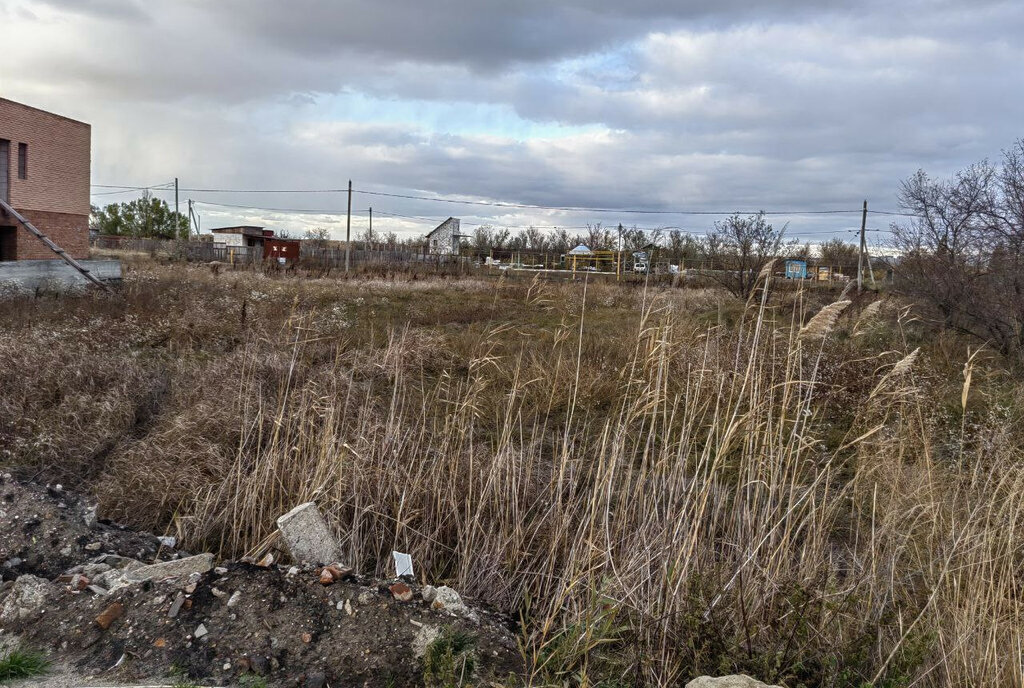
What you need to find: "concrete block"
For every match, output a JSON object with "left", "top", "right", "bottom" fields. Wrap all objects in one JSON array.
[
  {"left": 122, "top": 553, "right": 216, "bottom": 583},
  {"left": 276, "top": 502, "right": 343, "bottom": 565}
]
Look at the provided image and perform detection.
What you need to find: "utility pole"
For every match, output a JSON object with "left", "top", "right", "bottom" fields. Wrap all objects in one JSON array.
[
  {"left": 369, "top": 206, "right": 373, "bottom": 248},
  {"left": 345, "top": 180, "right": 352, "bottom": 273},
  {"left": 175, "top": 178, "right": 179, "bottom": 223},
  {"left": 857, "top": 199, "right": 867, "bottom": 292},
  {"left": 187, "top": 199, "right": 193, "bottom": 237},
  {"left": 617, "top": 223, "right": 623, "bottom": 281}
]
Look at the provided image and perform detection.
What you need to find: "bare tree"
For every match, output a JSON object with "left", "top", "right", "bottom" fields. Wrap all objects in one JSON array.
[
  {"left": 818, "top": 238, "right": 858, "bottom": 268},
  {"left": 701, "top": 212, "right": 787, "bottom": 299},
  {"left": 303, "top": 227, "right": 331, "bottom": 250},
  {"left": 891, "top": 140, "right": 1024, "bottom": 355}
]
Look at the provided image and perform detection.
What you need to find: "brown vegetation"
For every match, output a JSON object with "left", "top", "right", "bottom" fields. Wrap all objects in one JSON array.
[{"left": 1, "top": 257, "right": 1022, "bottom": 687}]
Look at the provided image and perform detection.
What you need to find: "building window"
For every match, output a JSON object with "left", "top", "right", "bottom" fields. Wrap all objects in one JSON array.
[{"left": 17, "top": 144, "right": 27, "bottom": 180}]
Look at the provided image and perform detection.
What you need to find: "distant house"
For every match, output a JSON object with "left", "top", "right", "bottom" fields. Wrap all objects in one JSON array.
[
  {"left": 210, "top": 226, "right": 300, "bottom": 262},
  {"left": 425, "top": 217, "right": 463, "bottom": 255},
  {"left": 0, "top": 98, "right": 91, "bottom": 261}
]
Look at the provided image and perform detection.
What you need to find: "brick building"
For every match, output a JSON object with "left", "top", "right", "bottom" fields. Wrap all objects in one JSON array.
[{"left": 0, "top": 98, "right": 91, "bottom": 261}]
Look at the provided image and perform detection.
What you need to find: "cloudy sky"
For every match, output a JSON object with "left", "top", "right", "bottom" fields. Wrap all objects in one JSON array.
[{"left": 1, "top": 0, "right": 1021, "bottom": 243}]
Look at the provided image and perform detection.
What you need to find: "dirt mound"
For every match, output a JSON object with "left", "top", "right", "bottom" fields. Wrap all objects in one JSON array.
[{"left": 0, "top": 476, "right": 523, "bottom": 686}]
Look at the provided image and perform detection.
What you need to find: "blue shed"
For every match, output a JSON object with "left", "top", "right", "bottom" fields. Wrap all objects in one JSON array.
[{"left": 784, "top": 260, "right": 808, "bottom": 279}]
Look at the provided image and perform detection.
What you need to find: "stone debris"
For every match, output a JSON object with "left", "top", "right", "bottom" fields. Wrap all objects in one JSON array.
[
  {"left": 0, "top": 574, "right": 51, "bottom": 622},
  {"left": 121, "top": 552, "right": 215, "bottom": 585},
  {"left": 168, "top": 592, "right": 186, "bottom": 618},
  {"left": 276, "top": 502, "right": 343, "bottom": 565},
  {"left": 685, "top": 676, "right": 783, "bottom": 688},
  {"left": 0, "top": 479, "right": 525, "bottom": 687},
  {"left": 411, "top": 623, "right": 441, "bottom": 658},
  {"left": 430, "top": 585, "right": 470, "bottom": 617}
]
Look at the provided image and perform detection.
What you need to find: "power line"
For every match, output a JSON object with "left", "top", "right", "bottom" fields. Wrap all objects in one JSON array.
[
  {"left": 164, "top": 183, "right": 876, "bottom": 216},
  {"left": 355, "top": 189, "right": 867, "bottom": 216}
]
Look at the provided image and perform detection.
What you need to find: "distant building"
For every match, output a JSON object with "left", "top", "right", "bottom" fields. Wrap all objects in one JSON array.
[
  {"left": 0, "top": 98, "right": 91, "bottom": 261},
  {"left": 210, "top": 226, "right": 301, "bottom": 262},
  {"left": 425, "top": 217, "right": 463, "bottom": 255}
]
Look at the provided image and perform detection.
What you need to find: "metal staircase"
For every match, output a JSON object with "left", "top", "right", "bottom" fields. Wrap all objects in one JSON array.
[{"left": 0, "top": 199, "right": 110, "bottom": 291}]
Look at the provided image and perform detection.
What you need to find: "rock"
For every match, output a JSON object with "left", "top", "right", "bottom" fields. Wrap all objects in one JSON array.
[
  {"left": 684, "top": 676, "right": 783, "bottom": 688},
  {"left": 168, "top": 592, "right": 186, "bottom": 618},
  {"left": 412, "top": 624, "right": 441, "bottom": 658},
  {"left": 122, "top": 553, "right": 215, "bottom": 584},
  {"left": 193, "top": 623, "right": 208, "bottom": 639},
  {"left": 301, "top": 632, "right": 312, "bottom": 643},
  {"left": 83, "top": 505, "right": 98, "bottom": 529},
  {"left": 227, "top": 591, "right": 242, "bottom": 608},
  {"left": 0, "top": 574, "right": 51, "bottom": 622},
  {"left": 357, "top": 590, "right": 374, "bottom": 605},
  {"left": 275, "top": 502, "right": 343, "bottom": 565},
  {"left": 214, "top": 566, "right": 229, "bottom": 575},
  {"left": 158, "top": 535, "right": 177, "bottom": 548},
  {"left": 421, "top": 585, "right": 438, "bottom": 603},
  {"left": 319, "top": 569, "right": 335, "bottom": 585},
  {"left": 390, "top": 582, "right": 413, "bottom": 602},
  {"left": 95, "top": 601, "right": 124, "bottom": 630},
  {"left": 430, "top": 586, "right": 468, "bottom": 614},
  {"left": 255, "top": 553, "right": 274, "bottom": 567},
  {"left": 306, "top": 671, "right": 327, "bottom": 688},
  {"left": 81, "top": 562, "right": 112, "bottom": 578},
  {"left": 84, "top": 541, "right": 102, "bottom": 552},
  {"left": 344, "top": 599, "right": 354, "bottom": 616},
  {"left": 249, "top": 655, "right": 270, "bottom": 676}
]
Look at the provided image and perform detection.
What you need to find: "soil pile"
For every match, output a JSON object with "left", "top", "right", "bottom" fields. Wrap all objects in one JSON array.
[{"left": 0, "top": 475, "right": 523, "bottom": 687}]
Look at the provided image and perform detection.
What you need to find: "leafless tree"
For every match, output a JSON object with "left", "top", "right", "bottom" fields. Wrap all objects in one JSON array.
[
  {"left": 818, "top": 238, "right": 858, "bottom": 268},
  {"left": 891, "top": 140, "right": 1024, "bottom": 355},
  {"left": 701, "top": 212, "right": 787, "bottom": 299}
]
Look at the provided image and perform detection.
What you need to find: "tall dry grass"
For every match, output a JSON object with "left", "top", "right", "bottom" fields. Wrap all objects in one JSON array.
[{"left": 1, "top": 261, "right": 1021, "bottom": 686}]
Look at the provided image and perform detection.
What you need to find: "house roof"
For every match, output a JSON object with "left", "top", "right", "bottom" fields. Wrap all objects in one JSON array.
[
  {"left": 211, "top": 226, "right": 266, "bottom": 237},
  {"left": 426, "top": 217, "right": 458, "bottom": 238},
  {"left": 568, "top": 244, "right": 593, "bottom": 255}
]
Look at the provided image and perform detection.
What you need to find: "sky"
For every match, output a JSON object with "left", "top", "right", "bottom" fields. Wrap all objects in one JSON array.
[{"left": 1, "top": 0, "right": 1021, "bottom": 245}]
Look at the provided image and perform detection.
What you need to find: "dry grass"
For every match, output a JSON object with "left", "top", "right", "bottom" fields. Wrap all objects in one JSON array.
[{"left": 1, "top": 259, "right": 1022, "bottom": 687}]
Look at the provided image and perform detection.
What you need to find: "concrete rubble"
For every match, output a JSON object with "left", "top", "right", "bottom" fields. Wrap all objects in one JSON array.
[
  {"left": 275, "top": 501, "right": 344, "bottom": 565},
  {"left": 0, "top": 479, "right": 523, "bottom": 687},
  {"left": 685, "top": 676, "right": 783, "bottom": 688}
]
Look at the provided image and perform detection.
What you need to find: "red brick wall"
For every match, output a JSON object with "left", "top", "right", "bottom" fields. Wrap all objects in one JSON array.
[
  {"left": 4, "top": 210, "right": 89, "bottom": 260},
  {"left": 0, "top": 98, "right": 91, "bottom": 260}
]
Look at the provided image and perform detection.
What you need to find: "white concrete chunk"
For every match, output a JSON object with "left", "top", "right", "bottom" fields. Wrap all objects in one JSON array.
[
  {"left": 122, "top": 553, "right": 216, "bottom": 583},
  {"left": 276, "top": 502, "right": 343, "bottom": 565}
]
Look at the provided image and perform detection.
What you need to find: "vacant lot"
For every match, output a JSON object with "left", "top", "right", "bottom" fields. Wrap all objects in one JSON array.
[{"left": 1, "top": 258, "right": 1021, "bottom": 687}]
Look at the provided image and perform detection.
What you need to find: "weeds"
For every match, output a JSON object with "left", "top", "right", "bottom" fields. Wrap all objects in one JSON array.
[
  {"left": 0, "top": 649, "right": 49, "bottom": 682},
  {"left": 423, "top": 628, "right": 477, "bottom": 688},
  {"left": 1, "top": 259, "right": 1022, "bottom": 686}
]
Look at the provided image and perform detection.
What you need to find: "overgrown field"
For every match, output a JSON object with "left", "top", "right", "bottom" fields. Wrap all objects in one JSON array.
[{"left": 1, "top": 258, "right": 1022, "bottom": 687}]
